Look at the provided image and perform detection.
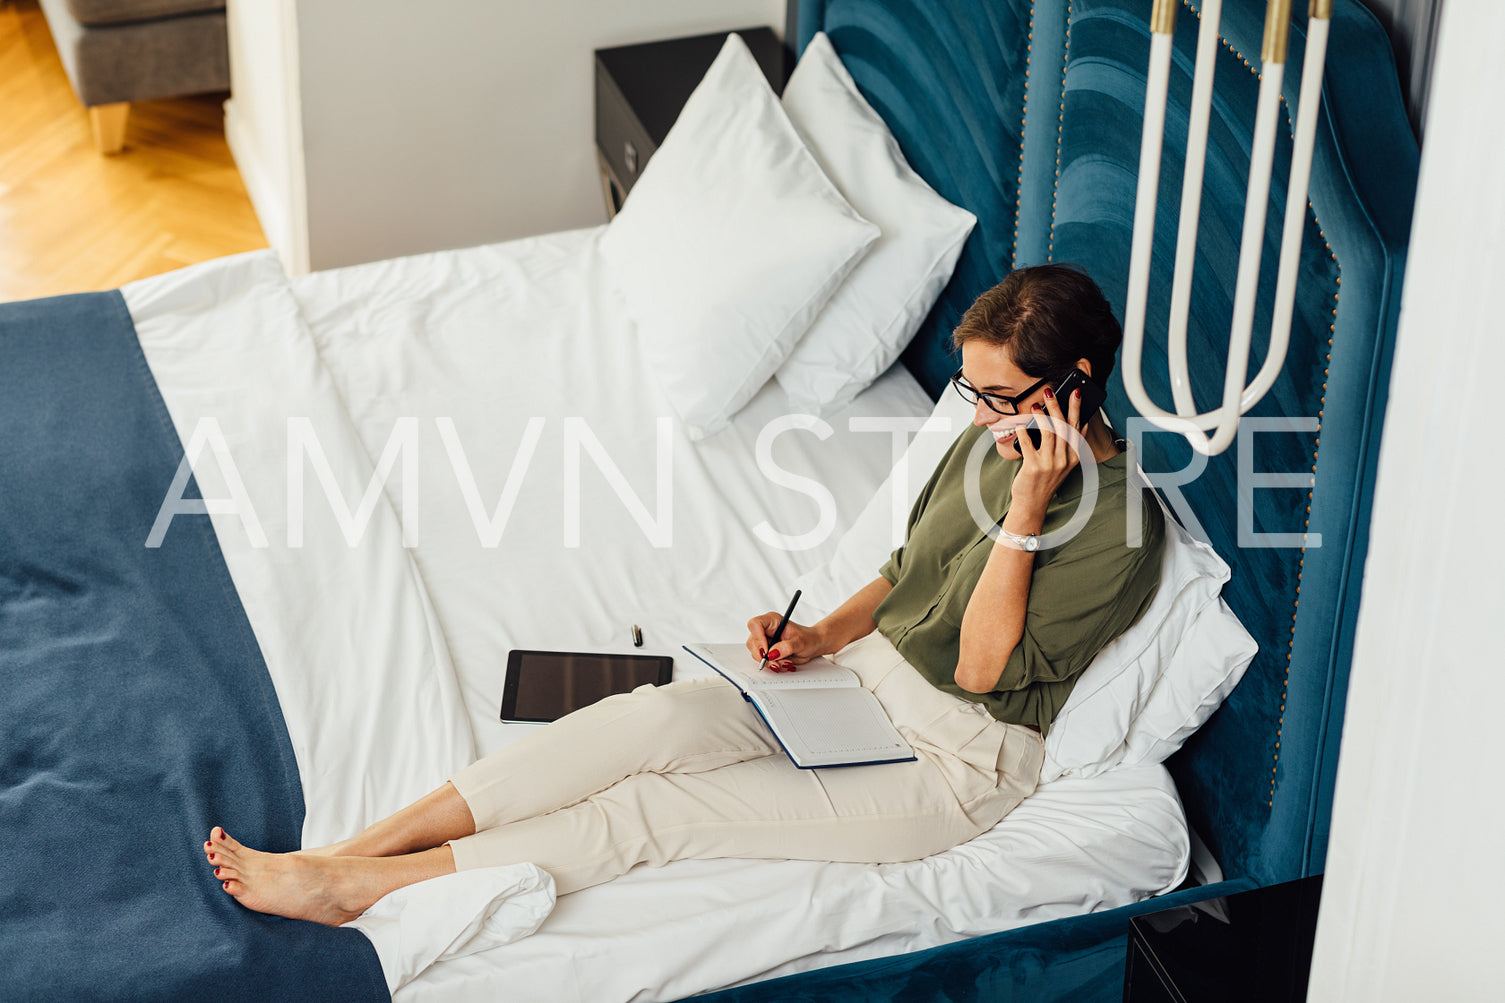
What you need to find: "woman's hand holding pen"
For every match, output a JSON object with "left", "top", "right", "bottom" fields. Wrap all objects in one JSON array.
[{"left": 744, "top": 614, "right": 824, "bottom": 672}]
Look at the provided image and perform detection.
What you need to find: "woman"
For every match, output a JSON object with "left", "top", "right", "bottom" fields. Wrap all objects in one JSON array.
[{"left": 202, "top": 264, "right": 1164, "bottom": 926}]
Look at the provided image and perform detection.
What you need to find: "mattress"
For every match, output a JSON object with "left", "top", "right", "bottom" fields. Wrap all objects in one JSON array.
[{"left": 120, "top": 227, "right": 1187, "bottom": 1001}]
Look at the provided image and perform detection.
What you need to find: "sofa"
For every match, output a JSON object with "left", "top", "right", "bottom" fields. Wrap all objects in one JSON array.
[{"left": 36, "top": 0, "right": 228, "bottom": 154}]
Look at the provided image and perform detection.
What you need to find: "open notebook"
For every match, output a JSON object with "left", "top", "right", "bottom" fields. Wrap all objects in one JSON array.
[{"left": 683, "top": 644, "right": 916, "bottom": 769}]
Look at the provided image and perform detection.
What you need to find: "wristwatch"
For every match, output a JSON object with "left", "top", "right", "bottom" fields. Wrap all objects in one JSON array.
[{"left": 997, "top": 526, "right": 1041, "bottom": 552}]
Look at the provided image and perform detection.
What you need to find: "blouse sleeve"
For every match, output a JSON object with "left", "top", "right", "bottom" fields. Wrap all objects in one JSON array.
[{"left": 990, "top": 496, "right": 1165, "bottom": 692}]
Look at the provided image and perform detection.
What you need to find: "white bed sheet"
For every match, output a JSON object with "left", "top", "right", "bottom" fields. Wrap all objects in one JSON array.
[
  {"left": 122, "top": 252, "right": 476, "bottom": 851},
  {"left": 123, "top": 252, "right": 559, "bottom": 991},
  {"left": 393, "top": 764, "right": 1187, "bottom": 1002},
  {"left": 274, "top": 228, "right": 1191, "bottom": 1001},
  {"left": 286, "top": 225, "right": 934, "bottom": 757}
]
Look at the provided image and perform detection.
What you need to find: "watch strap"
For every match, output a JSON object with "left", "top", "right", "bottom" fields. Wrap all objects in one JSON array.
[{"left": 996, "top": 525, "right": 1040, "bottom": 552}]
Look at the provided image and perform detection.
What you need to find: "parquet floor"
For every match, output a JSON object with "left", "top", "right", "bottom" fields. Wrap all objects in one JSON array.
[{"left": 0, "top": 0, "right": 267, "bottom": 302}]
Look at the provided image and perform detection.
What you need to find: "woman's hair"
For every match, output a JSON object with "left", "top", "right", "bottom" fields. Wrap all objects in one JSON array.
[{"left": 952, "top": 264, "right": 1122, "bottom": 385}]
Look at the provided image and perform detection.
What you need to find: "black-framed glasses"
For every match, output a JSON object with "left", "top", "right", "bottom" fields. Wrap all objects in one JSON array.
[{"left": 949, "top": 368, "right": 1053, "bottom": 416}]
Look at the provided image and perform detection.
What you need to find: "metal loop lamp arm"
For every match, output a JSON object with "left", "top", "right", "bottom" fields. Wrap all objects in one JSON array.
[{"left": 1121, "top": 0, "right": 1333, "bottom": 456}]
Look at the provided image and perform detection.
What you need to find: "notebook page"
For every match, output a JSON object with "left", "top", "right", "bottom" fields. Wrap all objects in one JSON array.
[
  {"left": 685, "top": 644, "right": 858, "bottom": 692},
  {"left": 752, "top": 688, "right": 911, "bottom": 767}
]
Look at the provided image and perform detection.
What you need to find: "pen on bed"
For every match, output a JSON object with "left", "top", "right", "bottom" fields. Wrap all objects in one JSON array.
[{"left": 759, "top": 589, "right": 802, "bottom": 672}]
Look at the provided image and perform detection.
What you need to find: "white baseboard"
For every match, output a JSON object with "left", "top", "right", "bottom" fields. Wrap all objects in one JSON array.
[{"left": 224, "top": 96, "right": 309, "bottom": 276}]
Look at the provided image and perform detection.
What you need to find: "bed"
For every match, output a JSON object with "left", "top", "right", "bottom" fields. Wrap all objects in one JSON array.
[{"left": 0, "top": 0, "right": 1416, "bottom": 1000}]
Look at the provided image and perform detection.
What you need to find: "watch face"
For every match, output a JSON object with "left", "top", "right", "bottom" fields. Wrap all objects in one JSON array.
[{"left": 1024, "top": 536, "right": 1039, "bottom": 552}]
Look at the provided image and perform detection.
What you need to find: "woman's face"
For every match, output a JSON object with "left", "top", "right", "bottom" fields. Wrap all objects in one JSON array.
[{"left": 960, "top": 342, "right": 1049, "bottom": 458}]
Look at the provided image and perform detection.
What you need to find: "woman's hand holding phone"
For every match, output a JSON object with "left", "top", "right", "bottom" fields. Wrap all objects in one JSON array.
[{"left": 1009, "top": 382, "right": 1087, "bottom": 520}]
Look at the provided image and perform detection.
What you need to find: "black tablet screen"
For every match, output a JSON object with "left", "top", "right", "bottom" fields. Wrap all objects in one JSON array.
[{"left": 503, "top": 650, "right": 673, "bottom": 722}]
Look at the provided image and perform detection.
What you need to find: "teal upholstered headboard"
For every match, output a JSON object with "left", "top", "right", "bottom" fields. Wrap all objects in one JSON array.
[{"left": 794, "top": 0, "right": 1416, "bottom": 887}]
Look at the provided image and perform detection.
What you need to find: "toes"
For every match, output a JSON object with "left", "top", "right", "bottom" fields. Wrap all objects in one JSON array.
[
  {"left": 208, "top": 829, "right": 244, "bottom": 863},
  {"left": 222, "top": 879, "right": 241, "bottom": 895}
]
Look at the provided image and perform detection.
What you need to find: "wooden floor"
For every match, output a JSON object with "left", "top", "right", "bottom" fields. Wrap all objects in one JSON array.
[{"left": 0, "top": 0, "right": 267, "bottom": 302}]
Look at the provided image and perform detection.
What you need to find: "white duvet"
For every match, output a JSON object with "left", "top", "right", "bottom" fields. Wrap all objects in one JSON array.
[{"left": 120, "top": 228, "right": 1188, "bottom": 1001}]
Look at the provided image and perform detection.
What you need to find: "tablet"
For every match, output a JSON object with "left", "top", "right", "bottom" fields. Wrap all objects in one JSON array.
[{"left": 501, "top": 649, "right": 675, "bottom": 723}]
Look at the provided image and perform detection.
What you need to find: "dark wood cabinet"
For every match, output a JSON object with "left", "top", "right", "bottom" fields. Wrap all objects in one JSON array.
[
  {"left": 1124, "top": 874, "right": 1325, "bottom": 1002},
  {"left": 593, "top": 27, "right": 790, "bottom": 217}
]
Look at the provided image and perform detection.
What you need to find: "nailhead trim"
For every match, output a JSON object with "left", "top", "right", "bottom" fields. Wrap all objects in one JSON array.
[
  {"left": 1046, "top": 0, "right": 1073, "bottom": 261},
  {"left": 1268, "top": 228, "right": 1339, "bottom": 807},
  {"left": 1012, "top": 3, "right": 1037, "bottom": 265}
]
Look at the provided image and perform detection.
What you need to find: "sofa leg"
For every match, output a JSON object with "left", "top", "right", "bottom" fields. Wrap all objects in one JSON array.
[{"left": 89, "top": 103, "right": 130, "bottom": 154}]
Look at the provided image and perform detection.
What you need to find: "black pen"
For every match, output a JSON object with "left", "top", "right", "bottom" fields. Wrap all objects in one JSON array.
[{"left": 759, "top": 589, "right": 802, "bottom": 672}]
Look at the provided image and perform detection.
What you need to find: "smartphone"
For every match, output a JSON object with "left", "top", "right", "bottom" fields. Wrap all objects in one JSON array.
[{"left": 1018, "top": 369, "right": 1106, "bottom": 452}]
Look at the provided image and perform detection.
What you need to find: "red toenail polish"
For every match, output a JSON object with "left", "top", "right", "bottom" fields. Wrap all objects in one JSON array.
[{"left": 209, "top": 854, "right": 215, "bottom": 861}]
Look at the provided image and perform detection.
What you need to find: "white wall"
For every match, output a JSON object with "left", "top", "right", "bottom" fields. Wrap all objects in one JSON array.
[
  {"left": 224, "top": 0, "right": 309, "bottom": 274},
  {"left": 292, "top": 1, "right": 784, "bottom": 271},
  {"left": 1307, "top": 0, "right": 1505, "bottom": 997}
]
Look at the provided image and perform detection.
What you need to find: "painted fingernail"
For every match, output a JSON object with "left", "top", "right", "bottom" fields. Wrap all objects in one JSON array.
[
  {"left": 1043, "top": 387, "right": 1054, "bottom": 399},
  {"left": 768, "top": 649, "right": 779, "bottom": 660},
  {"left": 759, "top": 648, "right": 765, "bottom": 657},
  {"left": 1074, "top": 389, "right": 1082, "bottom": 400},
  {"left": 1033, "top": 404, "right": 1044, "bottom": 411}
]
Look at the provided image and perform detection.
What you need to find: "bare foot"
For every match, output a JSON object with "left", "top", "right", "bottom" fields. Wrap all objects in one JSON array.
[
  {"left": 205, "top": 834, "right": 345, "bottom": 862},
  {"left": 298, "top": 840, "right": 352, "bottom": 858},
  {"left": 204, "top": 827, "right": 379, "bottom": 926}
]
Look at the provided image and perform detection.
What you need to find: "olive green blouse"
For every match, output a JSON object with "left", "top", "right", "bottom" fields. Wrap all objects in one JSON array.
[{"left": 874, "top": 423, "right": 1164, "bottom": 736}]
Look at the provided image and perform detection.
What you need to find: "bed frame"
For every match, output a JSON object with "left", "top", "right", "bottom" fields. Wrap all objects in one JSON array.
[{"left": 697, "top": 0, "right": 1416, "bottom": 997}]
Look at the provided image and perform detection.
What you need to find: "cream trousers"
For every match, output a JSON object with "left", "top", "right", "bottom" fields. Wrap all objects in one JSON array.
[{"left": 446, "top": 632, "right": 1045, "bottom": 895}]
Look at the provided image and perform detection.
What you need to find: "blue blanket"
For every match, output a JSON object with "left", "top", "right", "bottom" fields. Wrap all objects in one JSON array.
[{"left": 0, "top": 291, "right": 387, "bottom": 1000}]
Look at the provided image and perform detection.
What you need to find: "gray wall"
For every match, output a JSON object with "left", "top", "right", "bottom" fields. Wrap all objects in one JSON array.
[{"left": 293, "top": 1, "right": 785, "bottom": 271}]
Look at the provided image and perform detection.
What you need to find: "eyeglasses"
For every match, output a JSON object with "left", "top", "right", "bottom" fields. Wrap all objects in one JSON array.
[{"left": 949, "top": 368, "right": 1053, "bottom": 416}]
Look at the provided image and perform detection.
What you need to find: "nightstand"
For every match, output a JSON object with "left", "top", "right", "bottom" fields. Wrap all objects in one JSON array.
[
  {"left": 1123, "top": 874, "right": 1325, "bottom": 1002},
  {"left": 594, "top": 27, "right": 790, "bottom": 218}
]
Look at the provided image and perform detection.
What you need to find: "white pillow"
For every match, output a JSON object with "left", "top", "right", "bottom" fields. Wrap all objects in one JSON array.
[
  {"left": 598, "top": 34, "right": 879, "bottom": 440},
  {"left": 1040, "top": 483, "right": 1257, "bottom": 782},
  {"left": 775, "top": 33, "right": 976, "bottom": 416},
  {"left": 1117, "top": 592, "right": 1257, "bottom": 768},
  {"left": 792, "top": 387, "right": 1255, "bottom": 781}
]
